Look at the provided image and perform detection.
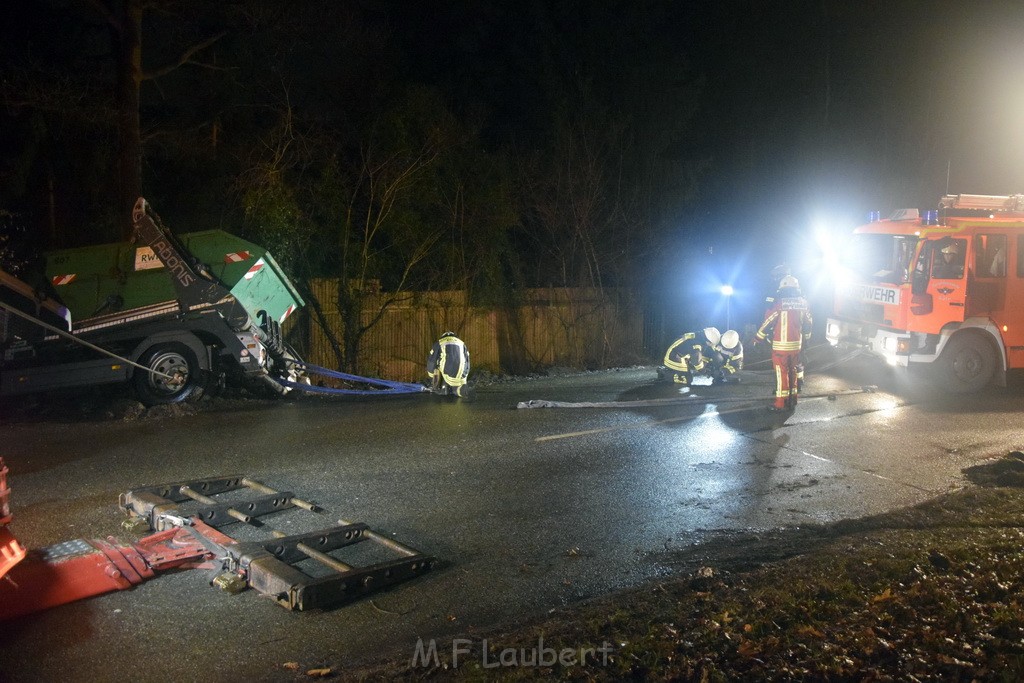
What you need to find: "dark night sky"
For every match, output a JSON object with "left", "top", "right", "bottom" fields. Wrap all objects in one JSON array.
[
  {"left": 376, "top": 0, "right": 1024, "bottom": 322},
  {"left": 4, "top": 0, "right": 1024, "bottom": 325},
  {"left": 390, "top": 0, "right": 1024, "bottom": 220},
  {"left": 5, "top": 0, "right": 1024, "bottom": 230}
]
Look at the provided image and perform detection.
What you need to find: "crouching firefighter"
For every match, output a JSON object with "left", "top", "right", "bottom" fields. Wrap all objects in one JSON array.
[
  {"left": 708, "top": 329, "right": 744, "bottom": 384},
  {"left": 662, "top": 327, "right": 720, "bottom": 387},
  {"left": 427, "top": 331, "right": 470, "bottom": 397},
  {"left": 754, "top": 276, "right": 812, "bottom": 411}
]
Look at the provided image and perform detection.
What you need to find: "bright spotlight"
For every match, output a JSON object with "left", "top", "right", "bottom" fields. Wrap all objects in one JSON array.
[
  {"left": 720, "top": 285, "right": 734, "bottom": 329},
  {"left": 812, "top": 223, "right": 841, "bottom": 272}
]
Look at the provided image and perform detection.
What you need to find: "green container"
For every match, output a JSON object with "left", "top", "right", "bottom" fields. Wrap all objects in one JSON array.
[{"left": 45, "top": 230, "right": 304, "bottom": 326}]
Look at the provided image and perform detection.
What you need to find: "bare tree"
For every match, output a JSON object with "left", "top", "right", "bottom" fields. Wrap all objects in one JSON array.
[
  {"left": 335, "top": 126, "right": 446, "bottom": 370},
  {"left": 82, "top": 0, "right": 225, "bottom": 238},
  {"left": 236, "top": 85, "right": 470, "bottom": 374}
]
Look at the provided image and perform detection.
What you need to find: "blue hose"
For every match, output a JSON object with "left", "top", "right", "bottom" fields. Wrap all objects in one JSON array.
[{"left": 278, "top": 361, "right": 429, "bottom": 396}]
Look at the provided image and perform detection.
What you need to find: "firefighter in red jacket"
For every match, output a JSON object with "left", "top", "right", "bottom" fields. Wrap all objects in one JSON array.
[
  {"left": 763, "top": 263, "right": 804, "bottom": 389},
  {"left": 754, "top": 276, "right": 812, "bottom": 411}
]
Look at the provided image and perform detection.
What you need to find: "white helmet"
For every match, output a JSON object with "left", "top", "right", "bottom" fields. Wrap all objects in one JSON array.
[
  {"left": 721, "top": 329, "right": 740, "bottom": 351},
  {"left": 703, "top": 327, "right": 721, "bottom": 346},
  {"left": 779, "top": 275, "right": 800, "bottom": 290}
]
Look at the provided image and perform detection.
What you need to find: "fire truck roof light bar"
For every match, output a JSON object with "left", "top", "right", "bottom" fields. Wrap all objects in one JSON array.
[{"left": 939, "top": 194, "right": 1024, "bottom": 212}]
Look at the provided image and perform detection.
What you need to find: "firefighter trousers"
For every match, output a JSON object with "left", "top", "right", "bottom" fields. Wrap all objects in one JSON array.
[{"left": 771, "top": 348, "right": 801, "bottom": 409}]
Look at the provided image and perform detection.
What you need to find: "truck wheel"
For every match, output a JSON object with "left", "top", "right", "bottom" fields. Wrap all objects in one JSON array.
[
  {"left": 937, "top": 334, "right": 996, "bottom": 394},
  {"left": 133, "top": 342, "right": 205, "bottom": 405}
]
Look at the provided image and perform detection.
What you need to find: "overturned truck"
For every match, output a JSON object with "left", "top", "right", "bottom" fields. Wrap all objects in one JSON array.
[{"left": 0, "top": 198, "right": 305, "bottom": 405}]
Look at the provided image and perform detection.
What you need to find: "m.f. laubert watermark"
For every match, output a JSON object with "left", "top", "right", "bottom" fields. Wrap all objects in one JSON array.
[{"left": 411, "top": 636, "right": 614, "bottom": 669}]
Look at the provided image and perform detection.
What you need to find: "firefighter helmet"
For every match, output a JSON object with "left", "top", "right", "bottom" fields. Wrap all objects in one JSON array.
[
  {"left": 702, "top": 327, "right": 721, "bottom": 346},
  {"left": 940, "top": 243, "right": 959, "bottom": 255},
  {"left": 770, "top": 263, "right": 791, "bottom": 281},
  {"left": 721, "top": 329, "right": 740, "bottom": 351},
  {"left": 779, "top": 275, "right": 800, "bottom": 290}
]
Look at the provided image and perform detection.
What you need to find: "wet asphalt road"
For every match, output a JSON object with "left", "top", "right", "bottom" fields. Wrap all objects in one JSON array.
[{"left": 2, "top": 347, "right": 1024, "bottom": 681}]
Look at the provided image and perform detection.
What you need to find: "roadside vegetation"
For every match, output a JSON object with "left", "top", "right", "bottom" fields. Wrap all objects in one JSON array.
[{"left": 349, "top": 454, "right": 1024, "bottom": 681}]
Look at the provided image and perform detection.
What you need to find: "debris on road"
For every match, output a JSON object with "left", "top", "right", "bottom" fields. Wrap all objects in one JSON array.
[{"left": 0, "top": 473, "right": 435, "bottom": 620}]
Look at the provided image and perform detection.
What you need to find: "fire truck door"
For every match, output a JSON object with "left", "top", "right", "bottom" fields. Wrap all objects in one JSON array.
[{"left": 925, "top": 237, "right": 962, "bottom": 327}]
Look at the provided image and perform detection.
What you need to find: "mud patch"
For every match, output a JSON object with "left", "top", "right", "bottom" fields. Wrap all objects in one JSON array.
[{"left": 963, "top": 451, "right": 1024, "bottom": 487}]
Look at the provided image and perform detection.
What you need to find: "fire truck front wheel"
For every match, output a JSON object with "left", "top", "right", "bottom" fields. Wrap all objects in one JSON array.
[
  {"left": 133, "top": 342, "right": 206, "bottom": 405},
  {"left": 937, "top": 333, "right": 996, "bottom": 394}
]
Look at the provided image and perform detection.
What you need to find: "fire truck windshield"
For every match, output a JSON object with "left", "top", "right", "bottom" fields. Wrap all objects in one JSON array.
[{"left": 841, "top": 234, "right": 919, "bottom": 284}]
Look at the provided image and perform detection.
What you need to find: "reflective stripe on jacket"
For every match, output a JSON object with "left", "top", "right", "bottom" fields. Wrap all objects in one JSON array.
[
  {"left": 756, "top": 295, "right": 812, "bottom": 351},
  {"left": 427, "top": 335, "right": 470, "bottom": 386}
]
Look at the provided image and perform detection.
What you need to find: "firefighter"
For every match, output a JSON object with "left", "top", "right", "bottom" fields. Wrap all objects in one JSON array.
[
  {"left": 710, "top": 329, "right": 744, "bottom": 384},
  {"left": 662, "top": 327, "right": 720, "bottom": 386},
  {"left": 426, "top": 331, "right": 470, "bottom": 397},
  {"left": 754, "top": 276, "right": 812, "bottom": 411},
  {"left": 763, "top": 263, "right": 791, "bottom": 314},
  {"left": 932, "top": 241, "right": 964, "bottom": 279},
  {"left": 762, "top": 263, "right": 804, "bottom": 388}
]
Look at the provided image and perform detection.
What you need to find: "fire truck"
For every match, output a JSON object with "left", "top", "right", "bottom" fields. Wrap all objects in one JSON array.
[{"left": 826, "top": 193, "right": 1024, "bottom": 393}]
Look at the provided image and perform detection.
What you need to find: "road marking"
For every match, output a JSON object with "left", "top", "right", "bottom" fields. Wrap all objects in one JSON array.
[
  {"left": 534, "top": 390, "right": 936, "bottom": 493},
  {"left": 536, "top": 404, "right": 756, "bottom": 441},
  {"left": 745, "top": 428, "right": 934, "bottom": 493}
]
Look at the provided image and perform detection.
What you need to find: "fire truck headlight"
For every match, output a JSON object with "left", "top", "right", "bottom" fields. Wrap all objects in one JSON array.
[
  {"left": 826, "top": 322, "right": 840, "bottom": 340},
  {"left": 882, "top": 337, "right": 897, "bottom": 353}
]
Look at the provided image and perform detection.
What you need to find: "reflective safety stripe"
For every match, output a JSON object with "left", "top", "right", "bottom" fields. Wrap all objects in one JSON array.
[
  {"left": 51, "top": 274, "right": 77, "bottom": 286},
  {"left": 664, "top": 358, "right": 688, "bottom": 372},
  {"left": 223, "top": 251, "right": 251, "bottom": 263},
  {"left": 438, "top": 342, "right": 468, "bottom": 387},
  {"left": 664, "top": 334, "right": 699, "bottom": 372}
]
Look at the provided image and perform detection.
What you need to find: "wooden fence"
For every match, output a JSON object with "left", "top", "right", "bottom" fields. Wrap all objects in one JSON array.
[{"left": 294, "top": 281, "right": 647, "bottom": 382}]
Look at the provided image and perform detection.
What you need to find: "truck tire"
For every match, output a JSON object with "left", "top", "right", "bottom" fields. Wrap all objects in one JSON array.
[
  {"left": 133, "top": 342, "right": 205, "bottom": 406},
  {"left": 937, "top": 333, "right": 996, "bottom": 394}
]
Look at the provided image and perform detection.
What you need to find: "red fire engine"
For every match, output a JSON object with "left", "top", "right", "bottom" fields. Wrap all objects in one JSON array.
[{"left": 826, "top": 193, "right": 1024, "bottom": 392}]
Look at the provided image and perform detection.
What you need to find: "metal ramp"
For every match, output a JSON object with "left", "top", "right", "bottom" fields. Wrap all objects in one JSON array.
[{"left": 118, "top": 475, "right": 435, "bottom": 611}]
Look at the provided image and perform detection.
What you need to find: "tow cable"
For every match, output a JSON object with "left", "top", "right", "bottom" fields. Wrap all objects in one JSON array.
[
  {"left": 277, "top": 359, "right": 429, "bottom": 396},
  {"left": 0, "top": 301, "right": 175, "bottom": 381}
]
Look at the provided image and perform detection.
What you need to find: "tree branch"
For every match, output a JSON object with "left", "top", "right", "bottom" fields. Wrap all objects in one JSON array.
[
  {"left": 81, "top": 0, "right": 122, "bottom": 32},
  {"left": 142, "top": 30, "right": 227, "bottom": 81}
]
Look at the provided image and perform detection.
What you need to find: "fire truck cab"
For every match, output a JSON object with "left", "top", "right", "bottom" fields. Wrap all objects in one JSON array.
[{"left": 826, "top": 193, "right": 1024, "bottom": 393}]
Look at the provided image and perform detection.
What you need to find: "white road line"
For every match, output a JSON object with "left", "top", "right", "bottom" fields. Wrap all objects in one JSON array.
[
  {"left": 535, "top": 404, "right": 755, "bottom": 442},
  {"left": 535, "top": 400, "right": 933, "bottom": 492}
]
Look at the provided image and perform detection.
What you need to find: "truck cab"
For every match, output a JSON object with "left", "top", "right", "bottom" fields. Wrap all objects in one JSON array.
[{"left": 826, "top": 194, "right": 1024, "bottom": 392}]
